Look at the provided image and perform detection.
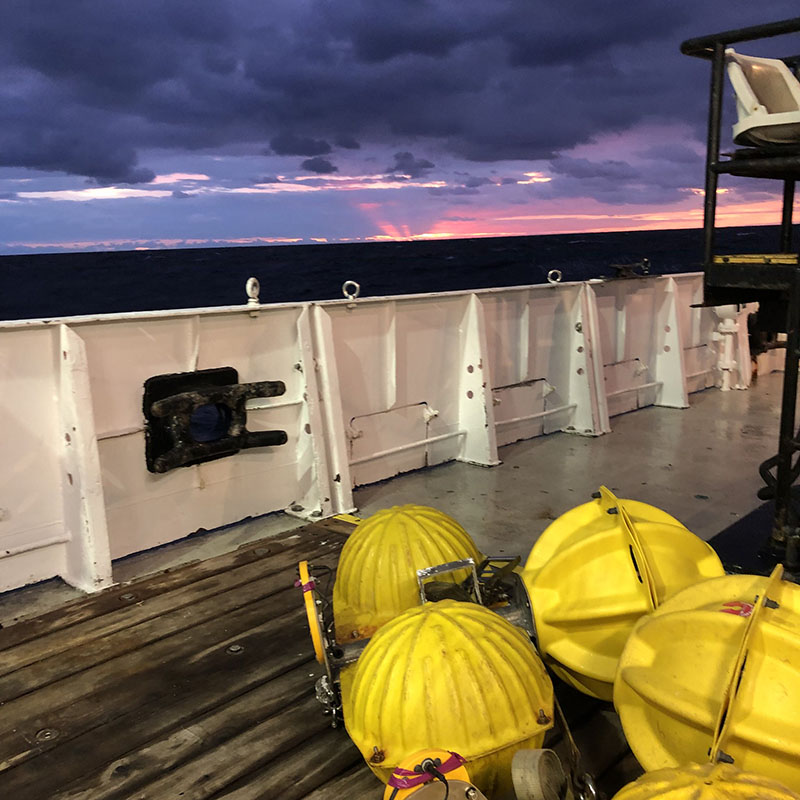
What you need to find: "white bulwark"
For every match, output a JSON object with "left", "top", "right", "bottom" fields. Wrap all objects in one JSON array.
[{"left": 0, "top": 273, "right": 761, "bottom": 593}]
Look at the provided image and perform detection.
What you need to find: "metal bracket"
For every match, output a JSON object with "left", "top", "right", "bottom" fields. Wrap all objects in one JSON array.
[
  {"left": 417, "top": 558, "right": 482, "bottom": 605},
  {"left": 143, "top": 367, "right": 288, "bottom": 473}
]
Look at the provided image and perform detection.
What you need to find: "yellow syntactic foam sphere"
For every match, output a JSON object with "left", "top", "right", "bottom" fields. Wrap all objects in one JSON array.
[
  {"left": 333, "top": 504, "right": 482, "bottom": 642},
  {"left": 344, "top": 599, "right": 553, "bottom": 798}
]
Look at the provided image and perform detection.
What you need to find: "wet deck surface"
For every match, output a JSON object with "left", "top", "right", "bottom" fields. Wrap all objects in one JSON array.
[
  {"left": 0, "top": 518, "right": 383, "bottom": 800},
  {"left": 0, "top": 518, "right": 640, "bottom": 800}
]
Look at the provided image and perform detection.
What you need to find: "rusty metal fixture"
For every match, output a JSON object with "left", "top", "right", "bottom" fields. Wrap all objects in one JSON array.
[
  {"left": 143, "top": 366, "right": 287, "bottom": 473},
  {"left": 370, "top": 746, "right": 386, "bottom": 764}
]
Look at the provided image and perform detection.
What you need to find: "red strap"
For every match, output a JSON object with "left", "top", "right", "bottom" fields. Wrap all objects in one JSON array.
[{"left": 387, "top": 752, "right": 466, "bottom": 789}]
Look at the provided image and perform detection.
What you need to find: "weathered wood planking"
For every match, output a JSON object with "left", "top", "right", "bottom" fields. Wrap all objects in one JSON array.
[
  {"left": 0, "top": 516, "right": 641, "bottom": 800},
  {"left": 0, "top": 520, "right": 360, "bottom": 800}
]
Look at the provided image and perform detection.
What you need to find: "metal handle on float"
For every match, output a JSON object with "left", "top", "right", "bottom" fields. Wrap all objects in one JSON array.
[
  {"left": 709, "top": 563, "right": 785, "bottom": 765},
  {"left": 596, "top": 486, "right": 659, "bottom": 610}
]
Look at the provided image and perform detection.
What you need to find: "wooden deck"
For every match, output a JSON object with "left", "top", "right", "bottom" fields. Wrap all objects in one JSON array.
[{"left": 0, "top": 519, "right": 639, "bottom": 800}]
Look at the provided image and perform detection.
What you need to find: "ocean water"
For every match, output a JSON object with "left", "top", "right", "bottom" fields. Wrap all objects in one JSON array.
[{"left": 0, "top": 225, "right": 793, "bottom": 321}]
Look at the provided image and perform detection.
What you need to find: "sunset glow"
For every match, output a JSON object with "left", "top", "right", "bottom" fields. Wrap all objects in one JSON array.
[{"left": 2, "top": 3, "right": 798, "bottom": 254}]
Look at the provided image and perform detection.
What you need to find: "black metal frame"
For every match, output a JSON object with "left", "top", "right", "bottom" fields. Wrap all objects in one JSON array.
[
  {"left": 681, "top": 18, "right": 800, "bottom": 265},
  {"left": 682, "top": 19, "right": 800, "bottom": 566}
]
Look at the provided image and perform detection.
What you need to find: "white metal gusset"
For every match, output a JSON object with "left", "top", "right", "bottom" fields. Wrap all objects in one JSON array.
[
  {"left": 653, "top": 277, "right": 690, "bottom": 408},
  {"left": 309, "top": 305, "right": 355, "bottom": 512},
  {"left": 458, "top": 294, "right": 501, "bottom": 466},
  {"left": 59, "top": 324, "right": 114, "bottom": 592}
]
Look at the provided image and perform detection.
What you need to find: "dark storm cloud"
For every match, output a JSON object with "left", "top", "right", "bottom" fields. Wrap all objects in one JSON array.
[
  {"left": 1, "top": 0, "right": 798, "bottom": 186},
  {"left": 269, "top": 133, "right": 332, "bottom": 157},
  {"left": 540, "top": 147, "right": 708, "bottom": 206},
  {"left": 301, "top": 156, "right": 338, "bottom": 174},
  {"left": 463, "top": 176, "right": 493, "bottom": 188},
  {"left": 388, "top": 152, "right": 435, "bottom": 178},
  {"left": 550, "top": 157, "right": 640, "bottom": 181},
  {"left": 335, "top": 135, "right": 361, "bottom": 150}
]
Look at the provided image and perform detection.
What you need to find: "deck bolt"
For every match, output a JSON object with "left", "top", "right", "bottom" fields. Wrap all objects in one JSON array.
[
  {"left": 120, "top": 593, "right": 137, "bottom": 602},
  {"left": 35, "top": 728, "right": 59, "bottom": 742},
  {"left": 466, "top": 789, "right": 478, "bottom": 800},
  {"left": 227, "top": 644, "right": 244, "bottom": 654}
]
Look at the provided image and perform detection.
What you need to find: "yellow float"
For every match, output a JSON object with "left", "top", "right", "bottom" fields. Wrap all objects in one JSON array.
[
  {"left": 344, "top": 599, "right": 553, "bottom": 798},
  {"left": 615, "top": 565, "right": 800, "bottom": 792},
  {"left": 522, "top": 486, "right": 724, "bottom": 700},
  {"left": 612, "top": 763, "right": 800, "bottom": 800},
  {"left": 333, "top": 504, "right": 482, "bottom": 642}
]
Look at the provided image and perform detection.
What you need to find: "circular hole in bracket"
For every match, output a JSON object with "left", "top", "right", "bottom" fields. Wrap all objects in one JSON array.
[{"left": 189, "top": 403, "right": 232, "bottom": 443}]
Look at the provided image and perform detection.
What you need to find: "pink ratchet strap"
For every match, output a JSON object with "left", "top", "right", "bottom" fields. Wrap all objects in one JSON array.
[{"left": 387, "top": 752, "right": 466, "bottom": 789}]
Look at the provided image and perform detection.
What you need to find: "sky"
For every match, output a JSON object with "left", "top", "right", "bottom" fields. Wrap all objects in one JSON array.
[{"left": 1, "top": 2, "right": 799, "bottom": 254}]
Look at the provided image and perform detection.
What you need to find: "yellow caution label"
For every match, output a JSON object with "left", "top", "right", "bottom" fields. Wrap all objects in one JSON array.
[
  {"left": 713, "top": 253, "right": 799, "bottom": 265},
  {"left": 333, "top": 513, "right": 362, "bottom": 524}
]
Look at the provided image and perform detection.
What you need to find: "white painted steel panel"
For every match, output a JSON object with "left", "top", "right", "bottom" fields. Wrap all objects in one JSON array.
[
  {"left": 0, "top": 327, "right": 67, "bottom": 589},
  {"left": 78, "top": 318, "right": 193, "bottom": 436},
  {"left": 325, "top": 295, "right": 490, "bottom": 487},
  {"left": 327, "top": 303, "right": 397, "bottom": 419},
  {"left": 86, "top": 306, "right": 331, "bottom": 559},
  {"left": 482, "top": 285, "right": 588, "bottom": 445},
  {"left": 673, "top": 274, "right": 716, "bottom": 392},
  {"left": 100, "top": 406, "right": 309, "bottom": 560},
  {"left": 593, "top": 277, "right": 688, "bottom": 416},
  {"left": 0, "top": 272, "right": 729, "bottom": 594}
]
